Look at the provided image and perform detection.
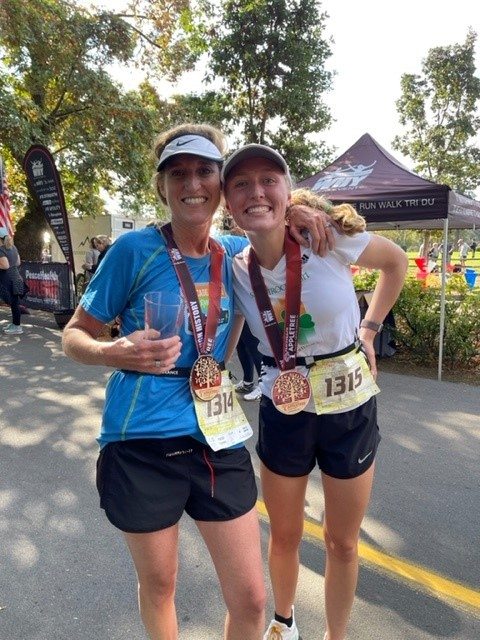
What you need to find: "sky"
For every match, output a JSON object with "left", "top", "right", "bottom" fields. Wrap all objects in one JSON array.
[{"left": 90, "top": 0, "right": 480, "bottom": 168}]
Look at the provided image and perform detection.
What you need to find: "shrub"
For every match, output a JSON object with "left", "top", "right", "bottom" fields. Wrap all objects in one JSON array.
[
  {"left": 353, "top": 270, "right": 379, "bottom": 291},
  {"left": 392, "top": 278, "right": 480, "bottom": 368}
]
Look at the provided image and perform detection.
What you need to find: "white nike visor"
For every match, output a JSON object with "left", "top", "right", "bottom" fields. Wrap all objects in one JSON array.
[{"left": 156, "top": 135, "right": 224, "bottom": 171}]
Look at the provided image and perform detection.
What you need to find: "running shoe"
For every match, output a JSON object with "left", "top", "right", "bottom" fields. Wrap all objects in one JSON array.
[
  {"left": 3, "top": 324, "right": 23, "bottom": 334},
  {"left": 234, "top": 380, "right": 255, "bottom": 394},
  {"left": 243, "top": 385, "right": 262, "bottom": 401},
  {"left": 263, "top": 618, "right": 299, "bottom": 640}
]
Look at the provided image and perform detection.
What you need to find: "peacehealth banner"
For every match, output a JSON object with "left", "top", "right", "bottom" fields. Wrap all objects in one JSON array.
[
  {"left": 19, "top": 262, "right": 72, "bottom": 312},
  {"left": 23, "top": 145, "right": 75, "bottom": 275}
]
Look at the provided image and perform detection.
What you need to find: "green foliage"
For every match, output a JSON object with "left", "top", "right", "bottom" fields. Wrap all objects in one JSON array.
[
  {"left": 393, "top": 30, "right": 480, "bottom": 195},
  {"left": 0, "top": 0, "right": 165, "bottom": 258},
  {"left": 204, "top": 0, "right": 334, "bottom": 178},
  {"left": 392, "top": 278, "right": 480, "bottom": 368},
  {"left": 445, "top": 273, "right": 469, "bottom": 295},
  {"left": 353, "top": 270, "right": 379, "bottom": 292},
  {"left": 119, "top": 1, "right": 335, "bottom": 176},
  {"left": 443, "top": 291, "right": 480, "bottom": 367},
  {"left": 123, "top": 0, "right": 205, "bottom": 78}
]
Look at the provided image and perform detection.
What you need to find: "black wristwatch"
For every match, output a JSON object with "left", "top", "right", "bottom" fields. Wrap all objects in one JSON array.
[{"left": 360, "top": 319, "right": 384, "bottom": 333}]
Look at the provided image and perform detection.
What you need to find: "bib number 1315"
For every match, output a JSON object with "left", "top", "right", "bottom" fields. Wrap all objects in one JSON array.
[
  {"left": 206, "top": 391, "right": 234, "bottom": 417},
  {"left": 325, "top": 366, "right": 362, "bottom": 397}
]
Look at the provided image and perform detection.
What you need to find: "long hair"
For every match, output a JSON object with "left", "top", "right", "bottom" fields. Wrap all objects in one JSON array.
[{"left": 290, "top": 189, "right": 366, "bottom": 235}]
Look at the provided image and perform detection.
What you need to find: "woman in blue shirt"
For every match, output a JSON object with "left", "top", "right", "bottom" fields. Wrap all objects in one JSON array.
[{"left": 62, "top": 123, "right": 333, "bottom": 640}]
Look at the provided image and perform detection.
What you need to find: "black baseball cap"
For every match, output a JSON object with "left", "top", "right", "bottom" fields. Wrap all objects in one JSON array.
[{"left": 221, "top": 144, "right": 290, "bottom": 182}]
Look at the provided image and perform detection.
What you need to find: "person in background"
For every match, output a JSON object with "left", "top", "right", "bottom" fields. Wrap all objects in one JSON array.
[
  {"left": 222, "top": 144, "right": 408, "bottom": 640},
  {"left": 82, "top": 237, "right": 99, "bottom": 281},
  {"left": 234, "top": 321, "right": 263, "bottom": 401},
  {"left": 428, "top": 242, "right": 439, "bottom": 262},
  {"left": 62, "top": 123, "right": 335, "bottom": 640},
  {"left": 470, "top": 239, "right": 477, "bottom": 259},
  {"left": 0, "top": 227, "right": 25, "bottom": 335},
  {"left": 92, "top": 235, "right": 112, "bottom": 272},
  {"left": 458, "top": 239, "right": 470, "bottom": 269}
]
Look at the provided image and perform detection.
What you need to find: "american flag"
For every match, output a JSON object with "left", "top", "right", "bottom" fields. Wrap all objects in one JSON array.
[{"left": 0, "top": 157, "right": 14, "bottom": 236}]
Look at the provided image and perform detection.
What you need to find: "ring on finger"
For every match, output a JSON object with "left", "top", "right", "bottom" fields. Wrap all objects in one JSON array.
[{"left": 155, "top": 360, "right": 162, "bottom": 368}]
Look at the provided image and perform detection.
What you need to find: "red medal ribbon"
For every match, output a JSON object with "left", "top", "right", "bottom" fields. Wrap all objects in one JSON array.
[
  {"left": 248, "top": 231, "right": 302, "bottom": 371},
  {"left": 160, "top": 223, "right": 224, "bottom": 356}
]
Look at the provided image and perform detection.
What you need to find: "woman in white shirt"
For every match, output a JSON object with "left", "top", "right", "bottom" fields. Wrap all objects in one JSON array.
[{"left": 222, "top": 144, "right": 408, "bottom": 640}]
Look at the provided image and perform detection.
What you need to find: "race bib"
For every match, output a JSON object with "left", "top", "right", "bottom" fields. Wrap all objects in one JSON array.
[
  {"left": 309, "top": 348, "right": 380, "bottom": 414},
  {"left": 193, "top": 371, "right": 253, "bottom": 451}
]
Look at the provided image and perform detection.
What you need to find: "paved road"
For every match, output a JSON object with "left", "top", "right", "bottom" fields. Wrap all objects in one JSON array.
[{"left": 0, "top": 309, "right": 479, "bottom": 639}]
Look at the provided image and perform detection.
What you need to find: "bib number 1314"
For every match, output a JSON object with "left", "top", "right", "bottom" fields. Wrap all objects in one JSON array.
[
  {"left": 325, "top": 366, "right": 362, "bottom": 397},
  {"left": 206, "top": 391, "right": 234, "bottom": 417}
]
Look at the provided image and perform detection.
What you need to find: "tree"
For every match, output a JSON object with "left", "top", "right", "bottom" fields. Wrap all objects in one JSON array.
[
  {"left": 205, "top": 0, "right": 334, "bottom": 179},
  {"left": 0, "top": 0, "right": 165, "bottom": 259},
  {"left": 393, "top": 30, "right": 480, "bottom": 196},
  {"left": 123, "top": 0, "right": 335, "bottom": 178},
  {"left": 117, "top": 0, "right": 207, "bottom": 79}
]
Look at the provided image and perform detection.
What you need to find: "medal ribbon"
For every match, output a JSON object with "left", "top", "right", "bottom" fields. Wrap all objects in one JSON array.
[
  {"left": 160, "top": 223, "right": 224, "bottom": 356},
  {"left": 248, "top": 232, "right": 302, "bottom": 371}
]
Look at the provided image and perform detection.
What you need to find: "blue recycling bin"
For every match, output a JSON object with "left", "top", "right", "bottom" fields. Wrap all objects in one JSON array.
[{"left": 464, "top": 269, "right": 477, "bottom": 288}]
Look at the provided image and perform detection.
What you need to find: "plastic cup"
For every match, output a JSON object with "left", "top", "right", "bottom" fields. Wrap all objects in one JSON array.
[{"left": 144, "top": 292, "right": 184, "bottom": 339}]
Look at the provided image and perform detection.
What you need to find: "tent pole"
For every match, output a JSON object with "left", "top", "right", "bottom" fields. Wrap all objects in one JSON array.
[{"left": 438, "top": 219, "right": 449, "bottom": 381}]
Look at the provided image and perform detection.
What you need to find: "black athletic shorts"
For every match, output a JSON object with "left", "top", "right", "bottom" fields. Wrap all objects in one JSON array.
[
  {"left": 96, "top": 436, "right": 258, "bottom": 533},
  {"left": 257, "top": 396, "right": 380, "bottom": 479}
]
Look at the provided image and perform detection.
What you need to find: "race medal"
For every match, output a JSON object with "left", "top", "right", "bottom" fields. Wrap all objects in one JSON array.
[
  {"left": 248, "top": 232, "right": 306, "bottom": 413},
  {"left": 272, "top": 370, "right": 311, "bottom": 415},
  {"left": 190, "top": 355, "right": 222, "bottom": 401}
]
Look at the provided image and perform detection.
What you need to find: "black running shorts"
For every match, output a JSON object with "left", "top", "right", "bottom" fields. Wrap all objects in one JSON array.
[
  {"left": 96, "top": 436, "right": 258, "bottom": 533},
  {"left": 257, "top": 396, "right": 380, "bottom": 479}
]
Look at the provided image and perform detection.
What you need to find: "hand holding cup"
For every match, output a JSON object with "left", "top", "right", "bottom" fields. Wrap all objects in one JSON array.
[{"left": 144, "top": 291, "right": 184, "bottom": 371}]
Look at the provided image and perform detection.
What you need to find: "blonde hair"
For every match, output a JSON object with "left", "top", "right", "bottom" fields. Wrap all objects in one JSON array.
[
  {"left": 2, "top": 234, "right": 14, "bottom": 249},
  {"left": 290, "top": 188, "right": 366, "bottom": 235},
  {"left": 153, "top": 123, "right": 227, "bottom": 205},
  {"left": 95, "top": 235, "right": 111, "bottom": 247}
]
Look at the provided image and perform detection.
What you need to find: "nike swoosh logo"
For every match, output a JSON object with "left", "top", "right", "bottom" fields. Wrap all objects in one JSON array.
[
  {"left": 176, "top": 139, "right": 195, "bottom": 146},
  {"left": 358, "top": 451, "right": 373, "bottom": 464}
]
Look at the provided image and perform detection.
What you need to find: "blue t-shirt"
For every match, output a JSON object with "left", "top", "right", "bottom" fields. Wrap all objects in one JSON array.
[{"left": 81, "top": 226, "right": 247, "bottom": 447}]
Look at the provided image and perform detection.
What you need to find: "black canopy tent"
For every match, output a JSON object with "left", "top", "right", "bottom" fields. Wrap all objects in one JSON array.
[{"left": 298, "top": 133, "right": 480, "bottom": 380}]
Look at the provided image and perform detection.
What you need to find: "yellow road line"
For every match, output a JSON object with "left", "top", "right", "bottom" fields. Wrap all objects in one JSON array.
[{"left": 256, "top": 500, "right": 480, "bottom": 611}]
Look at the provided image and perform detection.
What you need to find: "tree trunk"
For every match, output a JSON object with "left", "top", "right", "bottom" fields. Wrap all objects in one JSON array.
[
  {"left": 421, "top": 229, "right": 432, "bottom": 258},
  {"left": 14, "top": 196, "right": 49, "bottom": 261}
]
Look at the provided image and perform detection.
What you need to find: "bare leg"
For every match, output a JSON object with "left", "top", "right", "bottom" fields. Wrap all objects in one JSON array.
[
  {"left": 322, "top": 463, "right": 375, "bottom": 640},
  {"left": 196, "top": 507, "right": 266, "bottom": 640},
  {"left": 124, "top": 525, "right": 179, "bottom": 640},
  {"left": 261, "top": 463, "right": 309, "bottom": 618}
]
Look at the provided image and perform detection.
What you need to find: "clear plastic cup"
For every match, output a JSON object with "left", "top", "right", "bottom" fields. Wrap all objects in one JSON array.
[{"left": 144, "top": 291, "right": 184, "bottom": 339}]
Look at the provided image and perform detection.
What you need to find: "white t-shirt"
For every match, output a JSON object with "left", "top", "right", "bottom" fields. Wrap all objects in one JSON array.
[{"left": 233, "top": 229, "right": 371, "bottom": 411}]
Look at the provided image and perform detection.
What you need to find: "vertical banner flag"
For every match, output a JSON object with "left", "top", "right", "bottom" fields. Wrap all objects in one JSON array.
[
  {"left": 23, "top": 145, "right": 75, "bottom": 275},
  {"left": 0, "top": 157, "right": 14, "bottom": 236}
]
